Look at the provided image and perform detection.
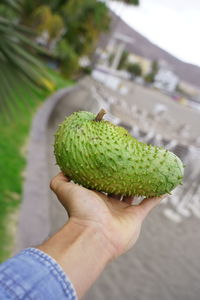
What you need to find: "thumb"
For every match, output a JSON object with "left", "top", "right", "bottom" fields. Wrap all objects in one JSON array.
[
  {"left": 50, "top": 172, "right": 71, "bottom": 192},
  {"left": 50, "top": 172, "right": 75, "bottom": 210}
]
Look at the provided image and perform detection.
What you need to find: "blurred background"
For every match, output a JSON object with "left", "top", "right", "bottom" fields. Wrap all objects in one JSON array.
[{"left": 0, "top": 0, "right": 200, "bottom": 299}]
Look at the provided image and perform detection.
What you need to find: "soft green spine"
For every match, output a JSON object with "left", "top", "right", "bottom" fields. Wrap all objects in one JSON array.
[{"left": 54, "top": 111, "right": 184, "bottom": 197}]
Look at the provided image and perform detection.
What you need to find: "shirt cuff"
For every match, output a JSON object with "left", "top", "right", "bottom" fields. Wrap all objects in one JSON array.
[{"left": 0, "top": 247, "right": 77, "bottom": 300}]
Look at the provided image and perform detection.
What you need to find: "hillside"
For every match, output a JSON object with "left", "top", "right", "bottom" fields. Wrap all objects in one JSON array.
[{"left": 100, "top": 12, "right": 200, "bottom": 89}]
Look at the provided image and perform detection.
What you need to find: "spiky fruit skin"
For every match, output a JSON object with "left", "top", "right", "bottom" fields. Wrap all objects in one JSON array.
[{"left": 54, "top": 111, "right": 184, "bottom": 197}]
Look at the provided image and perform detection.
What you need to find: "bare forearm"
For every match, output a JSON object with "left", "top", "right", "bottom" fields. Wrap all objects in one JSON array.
[{"left": 38, "top": 220, "right": 113, "bottom": 298}]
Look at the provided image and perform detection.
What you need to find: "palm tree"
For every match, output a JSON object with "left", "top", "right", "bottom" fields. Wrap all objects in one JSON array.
[{"left": 0, "top": 1, "right": 49, "bottom": 119}]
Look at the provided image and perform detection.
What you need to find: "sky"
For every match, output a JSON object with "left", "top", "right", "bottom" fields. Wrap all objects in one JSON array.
[{"left": 108, "top": 0, "right": 200, "bottom": 67}]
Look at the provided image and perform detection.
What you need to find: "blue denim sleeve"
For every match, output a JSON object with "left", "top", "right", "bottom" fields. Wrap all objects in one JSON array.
[{"left": 0, "top": 248, "right": 77, "bottom": 300}]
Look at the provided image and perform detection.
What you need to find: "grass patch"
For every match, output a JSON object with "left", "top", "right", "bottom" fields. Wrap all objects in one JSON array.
[{"left": 0, "top": 69, "right": 73, "bottom": 262}]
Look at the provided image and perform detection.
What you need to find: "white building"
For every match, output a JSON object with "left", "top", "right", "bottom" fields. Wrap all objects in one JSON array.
[{"left": 154, "top": 67, "right": 179, "bottom": 93}]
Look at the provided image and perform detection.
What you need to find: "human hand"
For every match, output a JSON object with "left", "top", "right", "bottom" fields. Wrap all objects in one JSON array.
[{"left": 50, "top": 172, "right": 166, "bottom": 259}]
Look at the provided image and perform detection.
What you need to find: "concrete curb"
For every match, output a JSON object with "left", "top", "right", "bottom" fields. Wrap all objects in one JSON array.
[{"left": 16, "top": 85, "right": 79, "bottom": 251}]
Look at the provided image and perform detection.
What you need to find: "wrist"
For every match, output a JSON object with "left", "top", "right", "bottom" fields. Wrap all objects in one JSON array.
[
  {"left": 66, "top": 217, "right": 117, "bottom": 260},
  {"left": 65, "top": 218, "right": 116, "bottom": 265},
  {"left": 38, "top": 218, "right": 115, "bottom": 298}
]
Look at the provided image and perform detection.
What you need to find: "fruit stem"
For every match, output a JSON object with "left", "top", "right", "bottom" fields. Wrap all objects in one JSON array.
[{"left": 94, "top": 109, "right": 106, "bottom": 121}]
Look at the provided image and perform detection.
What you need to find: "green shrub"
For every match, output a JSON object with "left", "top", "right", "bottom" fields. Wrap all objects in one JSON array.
[
  {"left": 144, "top": 72, "right": 155, "bottom": 83},
  {"left": 127, "top": 63, "right": 142, "bottom": 77},
  {"left": 81, "top": 66, "right": 92, "bottom": 75},
  {"left": 108, "top": 53, "right": 115, "bottom": 66},
  {"left": 144, "top": 60, "right": 159, "bottom": 83},
  {"left": 117, "top": 50, "right": 129, "bottom": 70},
  {"left": 56, "top": 40, "right": 79, "bottom": 78}
]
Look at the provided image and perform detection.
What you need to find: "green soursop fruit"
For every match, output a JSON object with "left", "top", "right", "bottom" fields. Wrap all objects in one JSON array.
[{"left": 54, "top": 109, "right": 184, "bottom": 197}]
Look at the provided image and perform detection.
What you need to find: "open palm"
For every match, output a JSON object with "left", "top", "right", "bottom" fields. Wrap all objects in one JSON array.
[{"left": 50, "top": 173, "right": 165, "bottom": 258}]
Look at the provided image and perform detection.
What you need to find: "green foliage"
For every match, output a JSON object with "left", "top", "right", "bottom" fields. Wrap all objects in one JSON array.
[
  {"left": 18, "top": 0, "right": 39, "bottom": 24},
  {"left": 0, "top": 16, "right": 51, "bottom": 119},
  {"left": 0, "top": 69, "right": 73, "bottom": 262},
  {"left": 144, "top": 72, "right": 155, "bottom": 83},
  {"left": 18, "top": 0, "right": 110, "bottom": 76},
  {"left": 81, "top": 66, "right": 92, "bottom": 75},
  {"left": 126, "top": 0, "right": 139, "bottom": 5},
  {"left": 0, "top": 3, "right": 16, "bottom": 19},
  {"left": 117, "top": 50, "right": 129, "bottom": 70},
  {"left": 108, "top": 52, "right": 115, "bottom": 66},
  {"left": 152, "top": 60, "right": 159, "bottom": 74},
  {"left": 144, "top": 60, "right": 159, "bottom": 83},
  {"left": 117, "top": 0, "right": 139, "bottom": 5},
  {"left": 127, "top": 63, "right": 142, "bottom": 77},
  {"left": 56, "top": 40, "right": 79, "bottom": 78},
  {"left": 31, "top": 5, "right": 54, "bottom": 32},
  {"left": 61, "top": 0, "right": 110, "bottom": 56},
  {"left": 29, "top": 5, "right": 64, "bottom": 46},
  {"left": 0, "top": 0, "right": 21, "bottom": 14}
]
